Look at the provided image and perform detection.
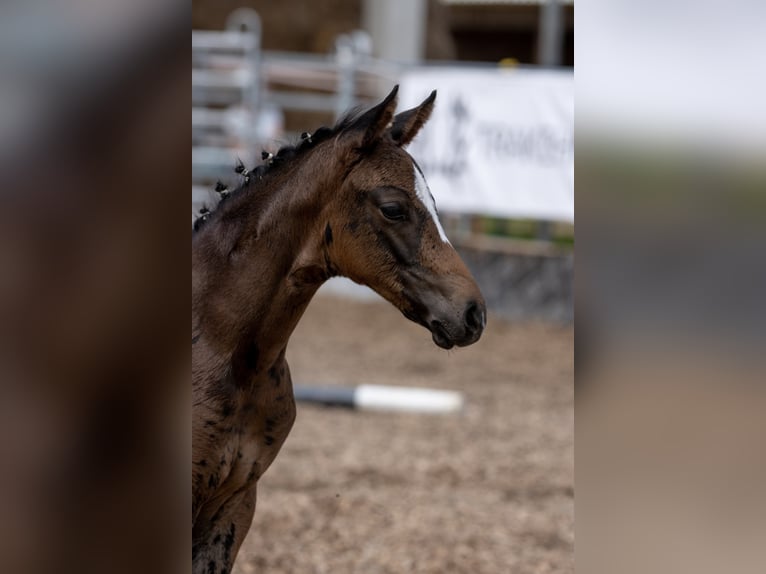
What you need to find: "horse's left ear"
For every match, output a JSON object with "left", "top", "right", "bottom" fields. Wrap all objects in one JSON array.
[
  {"left": 343, "top": 85, "right": 399, "bottom": 149},
  {"left": 390, "top": 90, "right": 437, "bottom": 147}
]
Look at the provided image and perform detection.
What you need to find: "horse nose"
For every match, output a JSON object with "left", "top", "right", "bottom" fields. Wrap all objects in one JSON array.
[{"left": 463, "top": 300, "right": 486, "bottom": 336}]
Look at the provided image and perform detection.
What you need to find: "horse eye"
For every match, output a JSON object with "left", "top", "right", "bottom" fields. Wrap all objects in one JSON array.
[{"left": 380, "top": 203, "right": 406, "bottom": 221}]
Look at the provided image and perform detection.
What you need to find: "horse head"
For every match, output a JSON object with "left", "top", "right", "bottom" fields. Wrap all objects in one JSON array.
[{"left": 324, "top": 86, "right": 486, "bottom": 349}]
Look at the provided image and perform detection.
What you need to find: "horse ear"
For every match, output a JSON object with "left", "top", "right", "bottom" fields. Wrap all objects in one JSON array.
[
  {"left": 390, "top": 90, "right": 436, "bottom": 147},
  {"left": 345, "top": 85, "right": 399, "bottom": 149}
]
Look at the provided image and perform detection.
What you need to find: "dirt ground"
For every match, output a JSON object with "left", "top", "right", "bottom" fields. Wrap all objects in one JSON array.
[{"left": 233, "top": 294, "right": 573, "bottom": 574}]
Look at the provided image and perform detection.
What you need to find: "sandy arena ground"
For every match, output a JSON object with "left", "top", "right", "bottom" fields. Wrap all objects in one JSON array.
[{"left": 233, "top": 293, "right": 573, "bottom": 574}]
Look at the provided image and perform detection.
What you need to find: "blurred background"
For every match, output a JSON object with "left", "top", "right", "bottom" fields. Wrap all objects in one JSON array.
[
  {"left": 193, "top": 1, "right": 574, "bottom": 573},
  {"left": 7, "top": 1, "right": 763, "bottom": 572},
  {"left": 192, "top": 0, "right": 574, "bottom": 322}
]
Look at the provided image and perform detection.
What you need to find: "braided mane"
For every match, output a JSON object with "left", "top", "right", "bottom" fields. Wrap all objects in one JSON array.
[{"left": 193, "top": 108, "right": 367, "bottom": 234}]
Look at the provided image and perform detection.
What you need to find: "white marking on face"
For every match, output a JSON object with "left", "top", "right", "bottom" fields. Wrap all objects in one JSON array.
[{"left": 413, "top": 163, "right": 450, "bottom": 244}]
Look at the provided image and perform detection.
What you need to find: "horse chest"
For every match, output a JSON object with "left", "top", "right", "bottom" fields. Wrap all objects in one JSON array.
[
  {"left": 222, "top": 393, "right": 295, "bottom": 489},
  {"left": 194, "top": 366, "right": 296, "bottom": 511}
]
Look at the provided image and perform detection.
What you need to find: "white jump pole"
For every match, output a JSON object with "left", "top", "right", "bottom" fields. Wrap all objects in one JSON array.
[{"left": 293, "top": 384, "right": 464, "bottom": 414}]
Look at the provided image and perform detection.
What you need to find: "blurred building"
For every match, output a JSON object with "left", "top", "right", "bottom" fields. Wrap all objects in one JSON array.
[
  {"left": 192, "top": 0, "right": 574, "bottom": 322},
  {"left": 192, "top": 0, "right": 573, "bottom": 66},
  {"left": 445, "top": 0, "right": 573, "bottom": 66}
]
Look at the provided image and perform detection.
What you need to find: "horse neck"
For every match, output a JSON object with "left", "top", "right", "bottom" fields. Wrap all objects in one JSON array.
[{"left": 193, "top": 149, "right": 338, "bottom": 378}]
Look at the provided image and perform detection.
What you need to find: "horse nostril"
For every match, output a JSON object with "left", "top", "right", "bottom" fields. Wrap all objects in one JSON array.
[{"left": 464, "top": 301, "right": 483, "bottom": 332}]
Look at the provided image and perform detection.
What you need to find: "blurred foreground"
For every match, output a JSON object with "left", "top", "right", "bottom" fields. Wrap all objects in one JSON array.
[{"left": 0, "top": 2, "right": 189, "bottom": 573}]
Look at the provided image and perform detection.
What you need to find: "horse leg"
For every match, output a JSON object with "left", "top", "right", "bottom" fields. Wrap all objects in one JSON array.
[{"left": 192, "top": 485, "right": 257, "bottom": 574}]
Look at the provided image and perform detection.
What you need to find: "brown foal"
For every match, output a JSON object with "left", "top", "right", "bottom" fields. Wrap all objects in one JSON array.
[{"left": 191, "top": 86, "right": 486, "bottom": 573}]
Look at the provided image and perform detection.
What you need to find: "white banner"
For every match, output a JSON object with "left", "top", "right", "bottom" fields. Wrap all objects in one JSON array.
[{"left": 399, "top": 68, "right": 574, "bottom": 222}]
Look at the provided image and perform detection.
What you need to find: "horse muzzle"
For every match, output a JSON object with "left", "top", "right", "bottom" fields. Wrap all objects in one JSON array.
[{"left": 427, "top": 298, "right": 486, "bottom": 349}]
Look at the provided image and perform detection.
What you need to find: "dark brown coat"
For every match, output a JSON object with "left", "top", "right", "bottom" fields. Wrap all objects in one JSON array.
[{"left": 192, "top": 87, "right": 485, "bottom": 573}]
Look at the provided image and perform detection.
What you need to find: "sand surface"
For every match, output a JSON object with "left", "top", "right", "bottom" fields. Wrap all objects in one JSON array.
[{"left": 233, "top": 294, "right": 573, "bottom": 574}]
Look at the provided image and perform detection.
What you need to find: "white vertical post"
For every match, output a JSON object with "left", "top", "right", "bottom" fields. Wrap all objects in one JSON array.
[
  {"left": 537, "top": 0, "right": 563, "bottom": 239},
  {"left": 335, "top": 34, "right": 355, "bottom": 119},
  {"left": 226, "top": 8, "right": 262, "bottom": 114},
  {"left": 538, "top": 0, "right": 564, "bottom": 67},
  {"left": 362, "top": 0, "right": 427, "bottom": 63}
]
